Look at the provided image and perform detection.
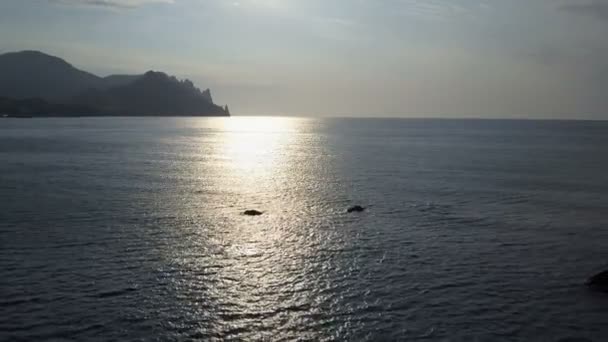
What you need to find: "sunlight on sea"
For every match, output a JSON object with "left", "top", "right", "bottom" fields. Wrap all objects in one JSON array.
[
  {"left": 219, "top": 116, "right": 299, "bottom": 177},
  {"left": 2, "top": 117, "right": 608, "bottom": 341},
  {"left": 175, "top": 117, "right": 343, "bottom": 339}
]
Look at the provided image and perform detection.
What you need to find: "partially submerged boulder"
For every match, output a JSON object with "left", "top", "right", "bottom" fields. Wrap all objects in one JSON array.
[
  {"left": 556, "top": 338, "right": 593, "bottom": 342},
  {"left": 586, "top": 270, "right": 608, "bottom": 290},
  {"left": 243, "top": 210, "right": 263, "bottom": 216},
  {"left": 347, "top": 205, "right": 366, "bottom": 213}
]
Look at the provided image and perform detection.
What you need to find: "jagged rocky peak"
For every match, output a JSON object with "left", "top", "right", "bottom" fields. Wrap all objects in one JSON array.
[
  {"left": 142, "top": 70, "right": 170, "bottom": 80},
  {"left": 139, "top": 71, "right": 213, "bottom": 102},
  {"left": 202, "top": 88, "right": 213, "bottom": 103}
]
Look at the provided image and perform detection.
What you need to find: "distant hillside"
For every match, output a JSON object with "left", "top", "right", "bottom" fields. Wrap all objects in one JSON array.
[
  {"left": 74, "top": 71, "right": 227, "bottom": 116},
  {"left": 0, "top": 51, "right": 103, "bottom": 101},
  {"left": 0, "top": 50, "right": 229, "bottom": 117},
  {"left": 101, "top": 74, "right": 143, "bottom": 89}
]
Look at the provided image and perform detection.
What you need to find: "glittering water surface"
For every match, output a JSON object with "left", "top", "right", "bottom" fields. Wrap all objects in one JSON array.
[{"left": 1, "top": 117, "right": 608, "bottom": 341}]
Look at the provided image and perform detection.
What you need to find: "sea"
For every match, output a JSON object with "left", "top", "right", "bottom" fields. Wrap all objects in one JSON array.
[{"left": 1, "top": 117, "right": 608, "bottom": 342}]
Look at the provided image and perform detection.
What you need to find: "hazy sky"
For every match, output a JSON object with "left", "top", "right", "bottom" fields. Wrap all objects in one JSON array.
[{"left": 1, "top": 0, "right": 607, "bottom": 118}]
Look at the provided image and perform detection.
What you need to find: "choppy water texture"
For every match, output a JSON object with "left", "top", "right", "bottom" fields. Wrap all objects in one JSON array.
[{"left": 1, "top": 117, "right": 608, "bottom": 341}]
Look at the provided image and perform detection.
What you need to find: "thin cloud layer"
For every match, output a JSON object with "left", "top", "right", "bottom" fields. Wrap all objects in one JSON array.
[
  {"left": 560, "top": 0, "right": 608, "bottom": 21},
  {"left": 50, "top": 0, "right": 173, "bottom": 9},
  {"left": 1, "top": 0, "right": 605, "bottom": 118}
]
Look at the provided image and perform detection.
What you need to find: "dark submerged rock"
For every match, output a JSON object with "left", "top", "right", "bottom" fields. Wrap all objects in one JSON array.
[
  {"left": 243, "top": 210, "right": 263, "bottom": 216},
  {"left": 347, "top": 205, "right": 366, "bottom": 213},
  {"left": 586, "top": 270, "right": 608, "bottom": 290}
]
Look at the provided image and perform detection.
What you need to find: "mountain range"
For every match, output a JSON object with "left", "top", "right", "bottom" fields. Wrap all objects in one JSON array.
[{"left": 0, "top": 51, "right": 229, "bottom": 117}]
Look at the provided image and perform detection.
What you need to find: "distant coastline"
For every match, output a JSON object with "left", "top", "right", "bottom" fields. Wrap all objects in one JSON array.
[
  {"left": 0, "top": 51, "right": 230, "bottom": 117},
  {"left": 0, "top": 95, "right": 229, "bottom": 118}
]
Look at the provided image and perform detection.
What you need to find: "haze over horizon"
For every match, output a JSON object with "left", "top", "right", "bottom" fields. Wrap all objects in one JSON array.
[{"left": 1, "top": 0, "right": 607, "bottom": 119}]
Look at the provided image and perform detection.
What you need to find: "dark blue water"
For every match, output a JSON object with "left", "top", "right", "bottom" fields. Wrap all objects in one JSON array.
[{"left": 1, "top": 117, "right": 608, "bottom": 341}]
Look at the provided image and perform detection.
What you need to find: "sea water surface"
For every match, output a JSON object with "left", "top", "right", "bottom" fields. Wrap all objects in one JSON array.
[{"left": 1, "top": 117, "right": 608, "bottom": 341}]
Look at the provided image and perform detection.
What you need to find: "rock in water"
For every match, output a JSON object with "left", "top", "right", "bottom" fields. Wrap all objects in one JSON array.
[
  {"left": 243, "top": 210, "right": 263, "bottom": 216},
  {"left": 586, "top": 270, "right": 608, "bottom": 290},
  {"left": 347, "top": 205, "right": 366, "bottom": 213}
]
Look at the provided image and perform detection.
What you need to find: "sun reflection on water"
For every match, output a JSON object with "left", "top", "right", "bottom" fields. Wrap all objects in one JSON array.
[
  {"left": 203, "top": 117, "right": 324, "bottom": 337},
  {"left": 218, "top": 116, "right": 300, "bottom": 182},
  {"left": 173, "top": 117, "right": 347, "bottom": 339}
]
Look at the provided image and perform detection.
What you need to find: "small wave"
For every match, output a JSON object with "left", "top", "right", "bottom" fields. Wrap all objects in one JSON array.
[
  {"left": 93, "top": 287, "right": 138, "bottom": 299},
  {"left": 219, "top": 303, "right": 312, "bottom": 323},
  {"left": 0, "top": 296, "right": 43, "bottom": 307}
]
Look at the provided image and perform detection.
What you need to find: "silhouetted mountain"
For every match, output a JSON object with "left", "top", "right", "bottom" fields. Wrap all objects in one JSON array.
[
  {"left": 0, "top": 51, "right": 102, "bottom": 101},
  {"left": 0, "top": 50, "right": 229, "bottom": 116},
  {"left": 101, "top": 74, "right": 143, "bottom": 89},
  {"left": 73, "top": 71, "right": 227, "bottom": 116}
]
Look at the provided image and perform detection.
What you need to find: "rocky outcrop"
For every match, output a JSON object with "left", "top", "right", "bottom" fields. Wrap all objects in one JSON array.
[
  {"left": 73, "top": 71, "right": 229, "bottom": 116},
  {"left": 243, "top": 210, "right": 264, "bottom": 216},
  {"left": 347, "top": 205, "right": 366, "bottom": 213},
  {"left": 586, "top": 270, "right": 608, "bottom": 290}
]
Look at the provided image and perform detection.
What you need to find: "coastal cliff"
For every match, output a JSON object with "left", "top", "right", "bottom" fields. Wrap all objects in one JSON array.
[{"left": 0, "top": 51, "right": 229, "bottom": 117}]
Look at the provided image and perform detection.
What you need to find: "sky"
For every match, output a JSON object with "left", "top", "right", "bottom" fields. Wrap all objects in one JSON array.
[{"left": 0, "top": 0, "right": 607, "bottom": 119}]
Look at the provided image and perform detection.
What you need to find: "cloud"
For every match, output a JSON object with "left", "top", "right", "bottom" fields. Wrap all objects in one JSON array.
[
  {"left": 50, "top": 0, "right": 173, "bottom": 9},
  {"left": 560, "top": 0, "right": 608, "bottom": 21}
]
